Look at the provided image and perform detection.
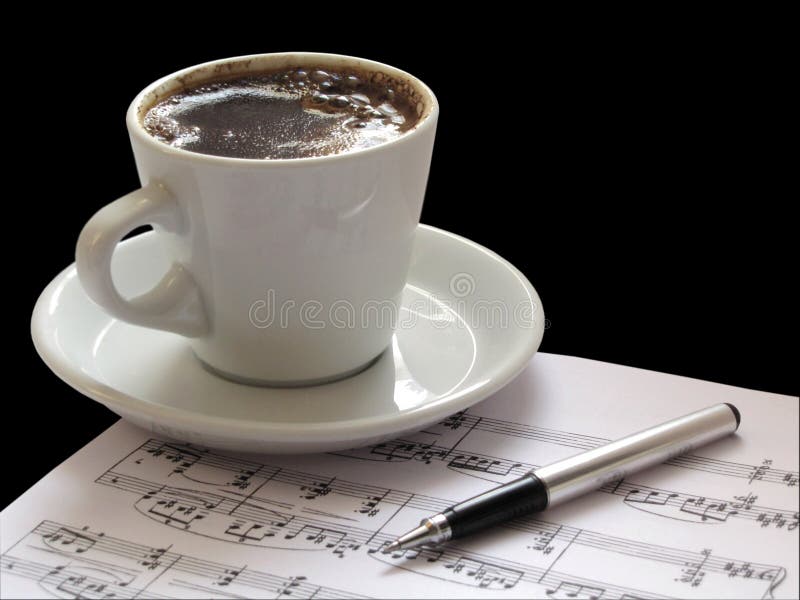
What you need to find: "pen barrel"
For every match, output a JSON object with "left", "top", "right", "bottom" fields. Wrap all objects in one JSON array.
[{"left": 533, "top": 403, "right": 739, "bottom": 507}]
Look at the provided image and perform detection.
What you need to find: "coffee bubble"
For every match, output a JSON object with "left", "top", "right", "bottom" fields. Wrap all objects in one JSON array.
[{"left": 143, "top": 64, "right": 424, "bottom": 159}]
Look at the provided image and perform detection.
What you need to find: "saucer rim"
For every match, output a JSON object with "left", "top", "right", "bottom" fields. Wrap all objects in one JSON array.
[{"left": 31, "top": 224, "right": 544, "bottom": 443}]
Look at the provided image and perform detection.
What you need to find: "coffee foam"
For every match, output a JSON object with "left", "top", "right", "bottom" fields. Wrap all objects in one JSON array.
[{"left": 142, "top": 66, "right": 423, "bottom": 160}]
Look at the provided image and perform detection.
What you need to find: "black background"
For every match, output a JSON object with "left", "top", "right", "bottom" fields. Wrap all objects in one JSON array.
[{"left": 7, "top": 18, "right": 796, "bottom": 511}]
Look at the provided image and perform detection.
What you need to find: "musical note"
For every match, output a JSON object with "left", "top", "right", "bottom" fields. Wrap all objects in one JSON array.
[
  {"left": 678, "top": 548, "right": 712, "bottom": 588},
  {"left": 357, "top": 491, "right": 388, "bottom": 517},
  {"left": 370, "top": 441, "right": 420, "bottom": 461},
  {"left": 284, "top": 524, "right": 346, "bottom": 548},
  {"left": 230, "top": 468, "right": 257, "bottom": 490},
  {"left": 749, "top": 459, "right": 773, "bottom": 484},
  {"left": 679, "top": 498, "right": 738, "bottom": 523},
  {"left": 42, "top": 528, "right": 95, "bottom": 554},
  {"left": 621, "top": 489, "right": 742, "bottom": 524},
  {"left": 732, "top": 492, "right": 759, "bottom": 509},
  {"left": 447, "top": 454, "right": 522, "bottom": 476},
  {"left": 624, "top": 490, "right": 679, "bottom": 506},
  {"left": 276, "top": 575, "right": 311, "bottom": 597},
  {"left": 214, "top": 566, "right": 244, "bottom": 587},
  {"left": 441, "top": 412, "right": 468, "bottom": 430},
  {"left": 1, "top": 521, "right": 366, "bottom": 599},
  {"left": 404, "top": 411, "right": 800, "bottom": 488},
  {"left": 444, "top": 557, "right": 522, "bottom": 589},
  {"left": 300, "top": 478, "right": 335, "bottom": 500},
  {"left": 224, "top": 514, "right": 295, "bottom": 543},
  {"left": 527, "top": 525, "right": 562, "bottom": 554},
  {"left": 545, "top": 581, "right": 605, "bottom": 599}
]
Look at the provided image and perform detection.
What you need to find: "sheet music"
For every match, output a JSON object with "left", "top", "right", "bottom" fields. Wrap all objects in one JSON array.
[{"left": 2, "top": 353, "right": 797, "bottom": 599}]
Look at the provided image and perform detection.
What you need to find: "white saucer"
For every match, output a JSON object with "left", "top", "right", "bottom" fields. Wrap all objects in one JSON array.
[{"left": 31, "top": 225, "right": 544, "bottom": 453}]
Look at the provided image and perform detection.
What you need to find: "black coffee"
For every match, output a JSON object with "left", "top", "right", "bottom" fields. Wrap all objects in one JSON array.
[{"left": 143, "top": 66, "right": 423, "bottom": 159}]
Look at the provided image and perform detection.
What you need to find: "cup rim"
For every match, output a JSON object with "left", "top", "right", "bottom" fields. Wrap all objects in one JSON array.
[{"left": 127, "top": 52, "right": 439, "bottom": 167}]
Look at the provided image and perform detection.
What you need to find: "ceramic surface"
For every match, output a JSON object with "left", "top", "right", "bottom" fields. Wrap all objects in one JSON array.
[
  {"left": 76, "top": 52, "right": 438, "bottom": 383},
  {"left": 33, "top": 226, "right": 544, "bottom": 453}
]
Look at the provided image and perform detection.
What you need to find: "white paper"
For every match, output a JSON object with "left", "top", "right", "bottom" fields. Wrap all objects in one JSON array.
[{"left": 2, "top": 353, "right": 798, "bottom": 599}]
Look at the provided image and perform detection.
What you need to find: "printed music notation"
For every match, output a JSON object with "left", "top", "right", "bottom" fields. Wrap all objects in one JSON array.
[
  {"left": 1, "top": 521, "right": 367, "bottom": 599},
  {"left": 333, "top": 438, "right": 798, "bottom": 531},
  {"left": 2, "top": 354, "right": 798, "bottom": 599},
  {"left": 76, "top": 438, "right": 786, "bottom": 598},
  {"left": 338, "top": 411, "right": 799, "bottom": 488}
]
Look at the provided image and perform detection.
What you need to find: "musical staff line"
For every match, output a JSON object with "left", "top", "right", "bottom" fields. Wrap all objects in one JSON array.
[
  {"left": 430, "top": 412, "right": 799, "bottom": 487},
  {"left": 331, "top": 438, "right": 799, "bottom": 531},
  {"left": 85, "top": 438, "right": 789, "bottom": 598},
  {"left": 1, "top": 520, "right": 370, "bottom": 599}
]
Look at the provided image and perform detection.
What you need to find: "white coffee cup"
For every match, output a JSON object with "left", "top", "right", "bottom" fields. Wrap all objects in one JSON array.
[{"left": 76, "top": 53, "right": 438, "bottom": 386}]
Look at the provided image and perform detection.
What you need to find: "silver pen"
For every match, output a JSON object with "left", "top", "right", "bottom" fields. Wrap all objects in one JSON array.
[{"left": 383, "top": 403, "right": 740, "bottom": 553}]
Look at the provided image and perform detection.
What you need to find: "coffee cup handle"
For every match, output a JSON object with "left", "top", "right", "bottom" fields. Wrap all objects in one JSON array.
[{"left": 76, "top": 181, "right": 208, "bottom": 337}]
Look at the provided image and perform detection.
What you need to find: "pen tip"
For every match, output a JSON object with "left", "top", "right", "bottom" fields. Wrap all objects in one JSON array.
[{"left": 382, "top": 540, "right": 400, "bottom": 554}]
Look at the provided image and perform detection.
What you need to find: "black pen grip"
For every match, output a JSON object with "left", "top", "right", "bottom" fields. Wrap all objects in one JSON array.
[{"left": 443, "top": 473, "right": 548, "bottom": 539}]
